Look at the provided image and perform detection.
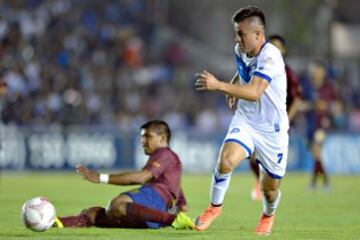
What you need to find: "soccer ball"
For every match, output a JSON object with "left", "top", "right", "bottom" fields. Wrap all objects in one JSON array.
[{"left": 21, "top": 197, "right": 56, "bottom": 232}]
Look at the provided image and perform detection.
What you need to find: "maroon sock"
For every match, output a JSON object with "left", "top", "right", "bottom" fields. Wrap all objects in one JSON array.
[
  {"left": 93, "top": 208, "right": 129, "bottom": 228},
  {"left": 249, "top": 159, "right": 260, "bottom": 179},
  {"left": 126, "top": 203, "right": 176, "bottom": 226},
  {"left": 315, "top": 160, "right": 329, "bottom": 185},
  {"left": 314, "top": 159, "right": 324, "bottom": 175},
  {"left": 311, "top": 160, "right": 319, "bottom": 187},
  {"left": 59, "top": 215, "right": 92, "bottom": 228}
]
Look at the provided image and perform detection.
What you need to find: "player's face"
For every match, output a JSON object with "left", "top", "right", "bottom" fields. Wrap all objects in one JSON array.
[
  {"left": 309, "top": 63, "right": 326, "bottom": 88},
  {"left": 234, "top": 21, "right": 259, "bottom": 54},
  {"left": 140, "top": 128, "right": 165, "bottom": 155}
]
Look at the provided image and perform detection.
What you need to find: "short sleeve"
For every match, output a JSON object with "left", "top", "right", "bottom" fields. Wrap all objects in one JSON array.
[
  {"left": 143, "top": 150, "right": 170, "bottom": 179},
  {"left": 253, "top": 46, "right": 282, "bottom": 83},
  {"left": 286, "top": 66, "right": 302, "bottom": 99}
]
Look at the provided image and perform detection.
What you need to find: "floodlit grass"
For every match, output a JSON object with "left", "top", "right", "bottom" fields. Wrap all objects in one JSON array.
[{"left": 0, "top": 171, "right": 359, "bottom": 239}]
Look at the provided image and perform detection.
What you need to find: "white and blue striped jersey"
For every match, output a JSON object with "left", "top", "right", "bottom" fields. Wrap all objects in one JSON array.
[{"left": 233, "top": 42, "right": 289, "bottom": 133}]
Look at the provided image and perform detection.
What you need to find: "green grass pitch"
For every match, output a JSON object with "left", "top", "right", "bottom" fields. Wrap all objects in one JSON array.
[{"left": 0, "top": 171, "right": 359, "bottom": 239}]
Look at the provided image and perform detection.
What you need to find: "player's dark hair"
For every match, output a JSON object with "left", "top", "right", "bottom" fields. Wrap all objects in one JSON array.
[
  {"left": 269, "top": 34, "right": 286, "bottom": 47},
  {"left": 232, "top": 6, "right": 265, "bottom": 27},
  {"left": 141, "top": 120, "right": 171, "bottom": 144}
]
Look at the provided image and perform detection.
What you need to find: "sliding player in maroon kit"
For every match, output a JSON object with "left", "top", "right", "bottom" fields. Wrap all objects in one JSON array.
[
  {"left": 54, "top": 120, "right": 194, "bottom": 229},
  {"left": 248, "top": 35, "right": 303, "bottom": 201}
]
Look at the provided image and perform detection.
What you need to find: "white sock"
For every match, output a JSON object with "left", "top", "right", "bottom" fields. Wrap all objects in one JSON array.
[
  {"left": 262, "top": 190, "right": 281, "bottom": 216},
  {"left": 210, "top": 168, "right": 232, "bottom": 205}
]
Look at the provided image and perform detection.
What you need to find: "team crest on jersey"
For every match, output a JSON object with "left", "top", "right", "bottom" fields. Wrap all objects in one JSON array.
[
  {"left": 152, "top": 162, "right": 161, "bottom": 168},
  {"left": 248, "top": 60, "right": 257, "bottom": 77},
  {"left": 230, "top": 128, "right": 240, "bottom": 134}
]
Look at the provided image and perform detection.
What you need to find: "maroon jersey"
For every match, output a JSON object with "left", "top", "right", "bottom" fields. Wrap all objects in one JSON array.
[
  {"left": 142, "top": 147, "right": 186, "bottom": 207},
  {"left": 314, "top": 80, "right": 339, "bottom": 129},
  {"left": 286, "top": 65, "right": 302, "bottom": 111}
]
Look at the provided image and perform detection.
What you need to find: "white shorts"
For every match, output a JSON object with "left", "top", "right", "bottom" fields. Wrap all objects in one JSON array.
[{"left": 224, "top": 122, "right": 289, "bottom": 179}]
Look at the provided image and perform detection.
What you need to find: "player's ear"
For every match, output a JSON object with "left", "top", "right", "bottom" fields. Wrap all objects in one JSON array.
[
  {"left": 255, "top": 30, "right": 260, "bottom": 39},
  {"left": 283, "top": 48, "right": 287, "bottom": 56},
  {"left": 160, "top": 133, "right": 167, "bottom": 143}
]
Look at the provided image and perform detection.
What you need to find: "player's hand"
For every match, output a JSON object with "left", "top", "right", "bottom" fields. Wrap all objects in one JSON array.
[
  {"left": 195, "top": 70, "right": 220, "bottom": 91},
  {"left": 167, "top": 205, "right": 189, "bottom": 214},
  {"left": 179, "top": 205, "right": 189, "bottom": 212},
  {"left": 76, "top": 164, "right": 100, "bottom": 183},
  {"left": 0, "top": 80, "right": 7, "bottom": 97},
  {"left": 226, "top": 94, "right": 237, "bottom": 111}
]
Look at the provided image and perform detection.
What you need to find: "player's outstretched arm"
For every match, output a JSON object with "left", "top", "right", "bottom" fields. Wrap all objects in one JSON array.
[
  {"left": 76, "top": 164, "right": 100, "bottom": 183},
  {"left": 76, "top": 164, "right": 154, "bottom": 185},
  {"left": 0, "top": 80, "right": 7, "bottom": 97},
  {"left": 107, "top": 170, "right": 153, "bottom": 185},
  {"left": 288, "top": 97, "right": 302, "bottom": 122},
  {"left": 195, "top": 70, "right": 269, "bottom": 101},
  {"left": 195, "top": 70, "right": 222, "bottom": 91}
]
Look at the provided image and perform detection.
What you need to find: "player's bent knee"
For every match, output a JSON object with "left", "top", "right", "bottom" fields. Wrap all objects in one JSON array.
[
  {"left": 81, "top": 207, "right": 104, "bottom": 224},
  {"left": 219, "top": 149, "right": 243, "bottom": 173},
  {"left": 218, "top": 157, "right": 234, "bottom": 173},
  {"left": 106, "top": 198, "right": 127, "bottom": 218},
  {"left": 218, "top": 142, "right": 249, "bottom": 173}
]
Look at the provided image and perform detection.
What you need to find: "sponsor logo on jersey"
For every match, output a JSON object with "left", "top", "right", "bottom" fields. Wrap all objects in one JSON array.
[
  {"left": 152, "top": 162, "right": 161, "bottom": 168},
  {"left": 230, "top": 128, "right": 240, "bottom": 134}
]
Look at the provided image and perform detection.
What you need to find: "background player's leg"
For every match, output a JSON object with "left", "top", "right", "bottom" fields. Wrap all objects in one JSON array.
[
  {"left": 249, "top": 154, "right": 260, "bottom": 179},
  {"left": 311, "top": 141, "right": 329, "bottom": 190},
  {"left": 311, "top": 129, "right": 329, "bottom": 190},
  {"left": 249, "top": 153, "right": 261, "bottom": 201},
  {"left": 311, "top": 142, "right": 320, "bottom": 189}
]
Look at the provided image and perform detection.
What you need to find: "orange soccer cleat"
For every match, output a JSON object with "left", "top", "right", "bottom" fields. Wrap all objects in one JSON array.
[
  {"left": 194, "top": 205, "right": 222, "bottom": 231},
  {"left": 255, "top": 213, "right": 275, "bottom": 235}
]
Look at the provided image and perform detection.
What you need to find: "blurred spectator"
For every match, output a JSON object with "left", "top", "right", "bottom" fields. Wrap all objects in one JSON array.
[
  {"left": 0, "top": 0, "right": 359, "bottom": 138},
  {"left": 0, "top": 0, "right": 202, "bottom": 132},
  {"left": 349, "top": 110, "right": 360, "bottom": 131}
]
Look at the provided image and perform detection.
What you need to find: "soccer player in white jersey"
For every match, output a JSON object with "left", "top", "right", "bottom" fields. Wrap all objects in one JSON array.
[{"left": 194, "top": 6, "right": 289, "bottom": 235}]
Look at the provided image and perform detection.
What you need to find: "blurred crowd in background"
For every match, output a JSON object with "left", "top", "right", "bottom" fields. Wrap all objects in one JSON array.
[{"left": 0, "top": 0, "right": 360, "bottom": 139}]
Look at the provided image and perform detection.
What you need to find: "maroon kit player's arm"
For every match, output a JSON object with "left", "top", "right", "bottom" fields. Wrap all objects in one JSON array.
[
  {"left": 0, "top": 80, "right": 7, "bottom": 97},
  {"left": 76, "top": 164, "right": 154, "bottom": 185},
  {"left": 106, "top": 170, "right": 154, "bottom": 185},
  {"left": 176, "top": 188, "right": 189, "bottom": 212},
  {"left": 286, "top": 66, "right": 302, "bottom": 121}
]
